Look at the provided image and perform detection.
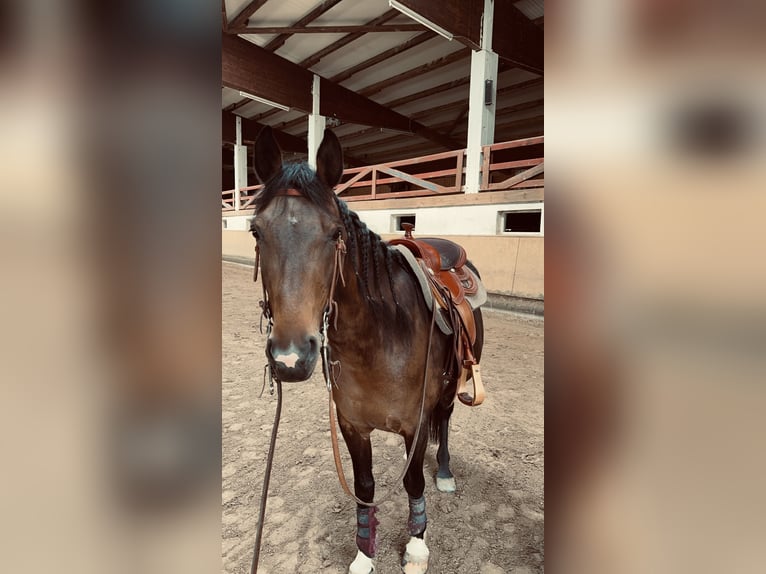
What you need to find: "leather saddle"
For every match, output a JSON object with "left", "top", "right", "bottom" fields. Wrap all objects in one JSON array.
[{"left": 389, "top": 223, "right": 485, "bottom": 406}]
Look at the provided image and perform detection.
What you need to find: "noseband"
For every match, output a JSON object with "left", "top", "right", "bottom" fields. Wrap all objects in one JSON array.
[{"left": 253, "top": 188, "right": 347, "bottom": 390}]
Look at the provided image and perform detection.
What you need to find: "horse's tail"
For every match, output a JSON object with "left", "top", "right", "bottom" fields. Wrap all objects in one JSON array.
[{"left": 429, "top": 397, "right": 454, "bottom": 444}]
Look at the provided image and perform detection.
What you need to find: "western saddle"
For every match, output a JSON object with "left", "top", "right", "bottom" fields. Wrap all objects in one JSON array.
[{"left": 389, "top": 223, "right": 485, "bottom": 406}]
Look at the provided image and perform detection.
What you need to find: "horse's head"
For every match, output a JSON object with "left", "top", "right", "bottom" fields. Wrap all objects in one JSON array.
[{"left": 251, "top": 126, "right": 345, "bottom": 382}]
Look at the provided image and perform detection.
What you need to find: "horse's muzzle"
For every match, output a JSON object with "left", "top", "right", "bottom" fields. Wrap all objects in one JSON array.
[{"left": 266, "top": 335, "right": 319, "bottom": 382}]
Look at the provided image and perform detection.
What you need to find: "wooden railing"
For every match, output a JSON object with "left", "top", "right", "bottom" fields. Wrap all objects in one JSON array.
[
  {"left": 335, "top": 148, "right": 464, "bottom": 201},
  {"left": 481, "top": 136, "right": 544, "bottom": 191},
  {"left": 222, "top": 136, "right": 542, "bottom": 212}
]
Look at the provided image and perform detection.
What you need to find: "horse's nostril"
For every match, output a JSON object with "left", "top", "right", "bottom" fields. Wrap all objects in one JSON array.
[{"left": 308, "top": 336, "right": 318, "bottom": 355}]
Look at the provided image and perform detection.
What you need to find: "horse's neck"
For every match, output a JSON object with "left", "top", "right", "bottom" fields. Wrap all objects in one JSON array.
[{"left": 333, "top": 254, "right": 401, "bottom": 338}]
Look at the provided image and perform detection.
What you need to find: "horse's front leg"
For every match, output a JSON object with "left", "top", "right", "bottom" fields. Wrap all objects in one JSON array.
[
  {"left": 338, "top": 413, "right": 377, "bottom": 574},
  {"left": 401, "top": 424, "right": 430, "bottom": 574}
]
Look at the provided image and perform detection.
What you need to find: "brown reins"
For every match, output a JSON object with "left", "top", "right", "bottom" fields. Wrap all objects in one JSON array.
[{"left": 325, "top": 303, "right": 436, "bottom": 508}]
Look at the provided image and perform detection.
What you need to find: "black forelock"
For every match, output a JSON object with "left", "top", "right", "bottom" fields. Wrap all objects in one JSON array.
[{"left": 253, "top": 161, "right": 335, "bottom": 214}]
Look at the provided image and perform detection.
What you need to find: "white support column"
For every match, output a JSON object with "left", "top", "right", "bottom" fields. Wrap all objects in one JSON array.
[
  {"left": 233, "top": 115, "right": 248, "bottom": 211},
  {"left": 464, "top": 0, "right": 497, "bottom": 194},
  {"left": 308, "top": 74, "right": 326, "bottom": 169}
]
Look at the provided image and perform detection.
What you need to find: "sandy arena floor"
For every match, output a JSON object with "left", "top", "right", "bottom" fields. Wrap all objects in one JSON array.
[{"left": 222, "top": 262, "right": 543, "bottom": 574}]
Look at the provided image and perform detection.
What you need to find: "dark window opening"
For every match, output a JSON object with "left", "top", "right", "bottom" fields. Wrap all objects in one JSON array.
[
  {"left": 395, "top": 215, "right": 416, "bottom": 231},
  {"left": 503, "top": 210, "right": 541, "bottom": 233}
]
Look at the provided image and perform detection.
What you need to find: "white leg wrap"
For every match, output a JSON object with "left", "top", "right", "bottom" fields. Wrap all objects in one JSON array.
[
  {"left": 349, "top": 549, "right": 375, "bottom": 574},
  {"left": 401, "top": 536, "right": 430, "bottom": 574}
]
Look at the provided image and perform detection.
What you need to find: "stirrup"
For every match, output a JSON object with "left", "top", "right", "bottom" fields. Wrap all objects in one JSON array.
[{"left": 456, "top": 364, "right": 485, "bottom": 406}]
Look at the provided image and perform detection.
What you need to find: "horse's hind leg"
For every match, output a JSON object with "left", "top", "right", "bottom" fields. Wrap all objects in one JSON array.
[
  {"left": 338, "top": 414, "right": 377, "bottom": 574},
  {"left": 435, "top": 402, "right": 456, "bottom": 493},
  {"left": 401, "top": 426, "right": 430, "bottom": 574}
]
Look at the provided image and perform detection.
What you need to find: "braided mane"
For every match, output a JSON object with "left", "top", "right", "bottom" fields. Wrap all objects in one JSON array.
[{"left": 333, "top": 195, "right": 408, "bottom": 324}]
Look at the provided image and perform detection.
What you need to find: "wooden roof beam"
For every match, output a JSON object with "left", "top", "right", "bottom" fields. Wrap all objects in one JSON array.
[
  {"left": 223, "top": 34, "right": 462, "bottom": 150},
  {"left": 298, "top": 9, "right": 400, "bottom": 68},
  {"left": 223, "top": 97, "right": 253, "bottom": 113},
  {"left": 379, "top": 60, "right": 514, "bottom": 109},
  {"left": 492, "top": 2, "right": 544, "bottom": 74},
  {"left": 263, "top": 0, "right": 344, "bottom": 51},
  {"left": 231, "top": 24, "right": 425, "bottom": 34},
  {"left": 359, "top": 48, "right": 470, "bottom": 98},
  {"left": 222, "top": 111, "right": 366, "bottom": 167},
  {"left": 389, "top": 0, "right": 543, "bottom": 74},
  {"left": 228, "top": 0, "right": 270, "bottom": 30},
  {"left": 223, "top": 35, "right": 314, "bottom": 111},
  {"left": 222, "top": 110, "right": 307, "bottom": 153},
  {"left": 330, "top": 31, "right": 435, "bottom": 84}
]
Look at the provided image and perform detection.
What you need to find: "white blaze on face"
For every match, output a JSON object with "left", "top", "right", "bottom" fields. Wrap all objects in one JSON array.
[{"left": 273, "top": 352, "right": 300, "bottom": 368}]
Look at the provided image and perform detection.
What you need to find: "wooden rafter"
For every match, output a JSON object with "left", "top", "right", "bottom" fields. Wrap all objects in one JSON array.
[
  {"left": 229, "top": 0, "right": 270, "bottom": 30},
  {"left": 222, "top": 35, "right": 461, "bottom": 150},
  {"left": 359, "top": 49, "right": 470, "bottom": 97},
  {"left": 222, "top": 110, "right": 306, "bottom": 153},
  {"left": 264, "top": 0, "right": 345, "bottom": 52},
  {"left": 446, "top": 105, "right": 469, "bottom": 135},
  {"left": 336, "top": 75, "right": 539, "bottom": 142},
  {"left": 223, "top": 97, "right": 253, "bottom": 113},
  {"left": 379, "top": 61, "right": 514, "bottom": 109},
  {"left": 492, "top": 3, "right": 544, "bottom": 73},
  {"left": 223, "top": 34, "right": 314, "bottom": 111},
  {"left": 382, "top": 76, "right": 471, "bottom": 109},
  {"left": 298, "top": 9, "right": 399, "bottom": 68},
  {"left": 496, "top": 78, "right": 544, "bottom": 98},
  {"left": 274, "top": 113, "right": 309, "bottom": 133},
  {"left": 231, "top": 24, "right": 426, "bottom": 35},
  {"left": 390, "top": 0, "right": 543, "bottom": 74},
  {"left": 345, "top": 133, "right": 414, "bottom": 154},
  {"left": 222, "top": 111, "right": 366, "bottom": 167},
  {"left": 330, "top": 31, "right": 435, "bottom": 84}
]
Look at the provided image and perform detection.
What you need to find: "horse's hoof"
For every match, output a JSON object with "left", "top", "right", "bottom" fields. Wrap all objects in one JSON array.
[
  {"left": 435, "top": 476, "right": 456, "bottom": 493},
  {"left": 349, "top": 549, "right": 375, "bottom": 574},
  {"left": 401, "top": 536, "right": 429, "bottom": 574}
]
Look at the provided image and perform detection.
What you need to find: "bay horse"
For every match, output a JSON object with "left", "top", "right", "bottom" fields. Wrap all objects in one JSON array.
[{"left": 250, "top": 126, "right": 484, "bottom": 574}]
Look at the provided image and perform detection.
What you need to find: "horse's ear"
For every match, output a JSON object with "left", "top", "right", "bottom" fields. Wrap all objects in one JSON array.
[
  {"left": 316, "top": 129, "right": 344, "bottom": 189},
  {"left": 253, "top": 126, "right": 282, "bottom": 183}
]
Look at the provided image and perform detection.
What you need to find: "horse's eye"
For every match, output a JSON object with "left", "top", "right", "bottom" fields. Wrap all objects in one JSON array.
[
  {"left": 251, "top": 228, "right": 259, "bottom": 240},
  {"left": 333, "top": 228, "right": 343, "bottom": 240}
]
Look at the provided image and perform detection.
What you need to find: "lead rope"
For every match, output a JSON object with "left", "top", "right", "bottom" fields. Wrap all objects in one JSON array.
[
  {"left": 250, "top": 238, "right": 343, "bottom": 574},
  {"left": 325, "top": 302, "right": 437, "bottom": 507},
  {"left": 249, "top": 376, "right": 281, "bottom": 574},
  {"left": 250, "top": 241, "right": 280, "bottom": 574}
]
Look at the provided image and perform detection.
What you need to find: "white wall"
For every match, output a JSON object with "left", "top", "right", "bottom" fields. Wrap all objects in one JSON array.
[
  {"left": 222, "top": 214, "right": 252, "bottom": 231},
  {"left": 355, "top": 201, "right": 543, "bottom": 236},
  {"left": 222, "top": 201, "right": 543, "bottom": 236}
]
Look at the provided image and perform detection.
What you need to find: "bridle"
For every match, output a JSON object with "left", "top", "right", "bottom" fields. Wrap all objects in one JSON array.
[{"left": 253, "top": 187, "right": 347, "bottom": 393}]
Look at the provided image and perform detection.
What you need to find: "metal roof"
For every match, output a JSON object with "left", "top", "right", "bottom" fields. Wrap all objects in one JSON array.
[{"left": 222, "top": 0, "right": 543, "bottom": 167}]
